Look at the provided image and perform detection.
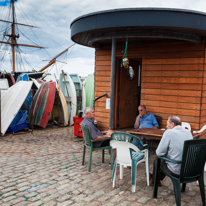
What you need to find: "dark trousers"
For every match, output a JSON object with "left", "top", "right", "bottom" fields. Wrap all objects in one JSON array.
[
  {"left": 152, "top": 158, "right": 179, "bottom": 183},
  {"left": 100, "top": 139, "right": 110, "bottom": 147}
]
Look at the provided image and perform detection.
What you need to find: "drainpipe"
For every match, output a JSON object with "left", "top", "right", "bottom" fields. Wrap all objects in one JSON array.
[{"left": 109, "top": 37, "right": 116, "bottom": 130}]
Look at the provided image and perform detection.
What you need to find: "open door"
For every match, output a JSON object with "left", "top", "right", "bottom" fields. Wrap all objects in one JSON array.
[{"left": 118, "top": 59, "right": 140, "bottom": 128}]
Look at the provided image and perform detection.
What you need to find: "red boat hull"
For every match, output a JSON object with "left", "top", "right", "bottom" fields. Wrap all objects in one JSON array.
[
  {"left": 28, "top": 82, "right": 56, "bottom": 128},
  {"left": 0, "top": 73, "right": 16, "bottom": 87}
]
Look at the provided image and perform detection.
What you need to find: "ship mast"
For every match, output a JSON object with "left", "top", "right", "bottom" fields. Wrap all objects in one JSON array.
[
  {"left": 0, "top": 0, "right": 44, "bottom": 72},
  {"left": 1, "top": 1, "right": 72, "bottom": 72},
  {"left": 38, "top": 44, "right": 75, "bottom": 72},
  {"left": 11, "top": 0, "right": 15, "bottom": 72}
]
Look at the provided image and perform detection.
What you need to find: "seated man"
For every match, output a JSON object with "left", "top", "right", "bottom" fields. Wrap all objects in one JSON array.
[
  {"left": 134, "top": 105, "right": 159, "bottom": 129},
  {"left": 80, "top": 107, "right": 116, "bottom": 159},
  {"left": 133, "top": 105, "right": 159, "bottom": 149},
  {"left": 150, "top": 116, "right": 193, "bottom": 186}
]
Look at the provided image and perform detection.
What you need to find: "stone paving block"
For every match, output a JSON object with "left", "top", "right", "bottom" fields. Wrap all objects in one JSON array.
[
  {"left": 110, "top": 195, "right": 125, "bottom": 203},
  {"left": 9, "top": 197, "right": 25, "bottom": 205},
  {"left": 28, "top": 193, "right": 48, "bottom": 202},
  {"left": 1, "top": 194, "right": 17, "bottom": 203},
  {"left": 1, "top": 203, "right": 11, "bottom": 206},
  {"left": 56, "top": 183, "right": 70, "bottom": 190},
  {"left": 16, "top": 191, "right": 29, "bottom": 197},
  {"left": 126, "top": 194, "right": 138, "bottom": 202},
  {"left": 83, "top": 195, "right": 96, "bottom": 203},
  {"left": 27, "top": 200, "right": 43, "bottom": 206},
  {"left": 71, "top": 193, "right": 87, "bottom": 202},
  {"left": 98, "top": 195, "right": 111, "bottom": 202},
  {"left": 58, "top": 179, "right": 70, "bottom": 185},
  {"left": 3, "top": 182, "right": 17, "bottom": 188},
  {"left": 0, "top": 178, "right": 9, "bottom": 182},
  {"left": 103, "top": 203, "right": 115, "bottom": 206},
  {"left": 56, "top": 194, "right": 71, "bottom": 202},
  {"left": 47, "top": 189, "right": 58, "bottom": 195},
  {"left": 89, "top": 201, "right": 101, "bottom": 206},
  {"left": 72, "top": 190, "right": 81, "bottom": 196},
  {"left": 18, "top": 186, "right": 31, "bottom": 192},
  {"left": 117, "top": 201, "right": 132, "bottom": 206},
  {"left": 186, "top": 190, "right": 196, "bottom": 196},
  {"left": 32, "top": 187, "right": 49, "bottom": 194},
  {"left": 145, "top": 199, "right": 161, "bottom": 206},
  {"left": 1, "top": 186, "right": 17, "bottom": 193},
  {"left": 2, "top": 190, "right": 18, "bottom": 198},
  {"left": 131, "top": 203, "right": 143, "bottom": 206},
  {"left": 17, "top": 182, "right": 30, "bottom": 188},
  {"left": 0, "top": 185, "right": 4, "bottom": 190},
  {"left": 43, "top": 200, "right": 57, "bottom": 206},
  {"left": 43, "top": 193, "right": 60, "bottom": 203},
  {"left": 24, "top": 192, "right": 38, "bottom": 198},
  {"left": 46, "top": 184, "right": 58, "bottom": 190},
  {"left": 57, "top": 200, "right": 73, "bottom": 206},
  {"left": 71, "top": 203, "right": 85, "bottom": 206}
]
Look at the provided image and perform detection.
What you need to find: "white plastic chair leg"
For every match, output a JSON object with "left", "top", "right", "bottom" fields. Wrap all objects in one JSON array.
[
  {"left": 120, "top": 164, "right": 124, "bottom": 179},
  {"left": 132, "top": 185, "right": 136, "bottom": 193},
  {"left": 189, "top": 183, "right": 193, "bottom": 190},
  {"left": 145, "top": 153, "right": 150, "bottom": 186},
  {"left": 113, "top": 165, "right": 117, "bottom": 188}
]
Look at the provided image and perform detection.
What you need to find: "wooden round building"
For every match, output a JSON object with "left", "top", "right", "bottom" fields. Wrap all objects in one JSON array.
[{"left": 70, "top": 8, "right": 206, "bottom": 137}]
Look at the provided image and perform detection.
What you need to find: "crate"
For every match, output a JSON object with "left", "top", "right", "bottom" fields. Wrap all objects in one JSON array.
[{"left": 73, "top": 117, "right": 84, "bottom": 137}]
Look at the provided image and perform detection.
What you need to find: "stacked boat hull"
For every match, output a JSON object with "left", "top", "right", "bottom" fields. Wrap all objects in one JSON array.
[
  {"left": 59, "top": 72, "right": 76, "bottom": 125},
  {"left": 28, "top": 82, "right": 56, "bottom": 128},
  {"left": 1, "top": 81, "right": 33, "bottom": 135}
]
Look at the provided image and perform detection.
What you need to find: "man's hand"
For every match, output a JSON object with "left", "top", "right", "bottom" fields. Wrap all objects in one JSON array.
[
  {"left": 106, "top": 130, "right": 114, "bottom": 136},
  {"left": 135, "top": 115, "right": 141, "bottom": 128},
  {"left": 101, "top": 130, "right": 107, "bottom": 134}
]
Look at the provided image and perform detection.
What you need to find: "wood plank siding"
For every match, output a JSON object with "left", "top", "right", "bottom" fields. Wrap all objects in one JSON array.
[{"left": 94, "top": 41, "right": 206, "bottom": 138}]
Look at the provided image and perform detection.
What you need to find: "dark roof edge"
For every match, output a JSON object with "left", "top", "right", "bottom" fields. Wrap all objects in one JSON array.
[{"left": 70, "top": 7, "right": 206, "bottom": 28}]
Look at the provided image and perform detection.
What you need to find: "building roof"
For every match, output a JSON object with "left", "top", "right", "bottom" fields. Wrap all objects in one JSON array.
[{"left": 70, "top": 8, "right": 206, "bottom": 48}]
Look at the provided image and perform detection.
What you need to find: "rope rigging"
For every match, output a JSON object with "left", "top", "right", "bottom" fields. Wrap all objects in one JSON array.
[{"left": 0, "top": 0, "right": 75, "bottom": 72}]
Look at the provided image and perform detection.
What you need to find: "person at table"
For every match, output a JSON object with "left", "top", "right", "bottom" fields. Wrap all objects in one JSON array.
[
  {"left": 134, "top": 105, "right": 159, "bottom": 129},
  {"left": 150, "top": 116, "right": 193, "bottom": 186},
  {"left": 133, "top": 105, "right": 159, "bottom": 149},
  {"left": 80, "top": 107, "right": 116, "bottom": 159}
]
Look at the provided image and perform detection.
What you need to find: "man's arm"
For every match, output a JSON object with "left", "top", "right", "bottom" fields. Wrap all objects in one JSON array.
[
  {"left": 151, "top": 114, "right": 159, "bottom": 128},
  {"left": 156, "top": 131, "right": 170, "bottom": 156},
  {"left": 134, "top": 114, "right": 141, "bottom": 128},
  {"left": 94, "top": 134, "right": 111, "bottom": 140},
  {"left": 95, "top": 130, "right": 114, "bottom": 140}
]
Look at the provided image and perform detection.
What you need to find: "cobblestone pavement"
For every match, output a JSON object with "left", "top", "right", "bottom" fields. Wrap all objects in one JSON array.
[{"left": 0, "top": 126, "right": 204, "bottom": 206}]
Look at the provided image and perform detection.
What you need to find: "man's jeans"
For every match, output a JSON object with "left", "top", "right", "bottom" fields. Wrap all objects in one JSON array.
[{"left": 133, "top": 139, "right": 143, "bottom": 150}]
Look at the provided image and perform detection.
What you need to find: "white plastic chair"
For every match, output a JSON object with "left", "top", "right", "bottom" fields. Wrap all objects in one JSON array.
[
  {"left": 182, "top": 122, "right": 191, "bottom": 131},
  {"left": 193, "top": 125, "right": 206, "bottom": 134},
  {"left": 110, "top": 140, "right": 149, "bottom": 193}
]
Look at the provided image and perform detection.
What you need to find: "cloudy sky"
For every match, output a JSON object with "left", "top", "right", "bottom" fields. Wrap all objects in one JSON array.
[{"left": 0, "top": 0, "right": 206, "bottom": 77}]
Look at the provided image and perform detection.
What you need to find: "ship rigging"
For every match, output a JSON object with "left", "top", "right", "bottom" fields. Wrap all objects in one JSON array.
[{"left": 0, "top": 0, "right": 73, "bottom": 73}]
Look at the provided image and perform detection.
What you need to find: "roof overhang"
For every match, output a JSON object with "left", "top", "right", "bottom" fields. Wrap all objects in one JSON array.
[{"left": 70, "top": 8, "right": 206, "bottom": 48}]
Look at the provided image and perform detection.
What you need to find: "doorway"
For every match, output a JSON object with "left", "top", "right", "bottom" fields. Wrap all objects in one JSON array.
[{"left": 115, "top": 58, "right": 141, "bottom": 129}]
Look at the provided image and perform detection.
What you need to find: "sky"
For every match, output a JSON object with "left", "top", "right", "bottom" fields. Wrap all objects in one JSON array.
[{"left": 0, "top": 0, "right": 206, "bottom": 78}]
